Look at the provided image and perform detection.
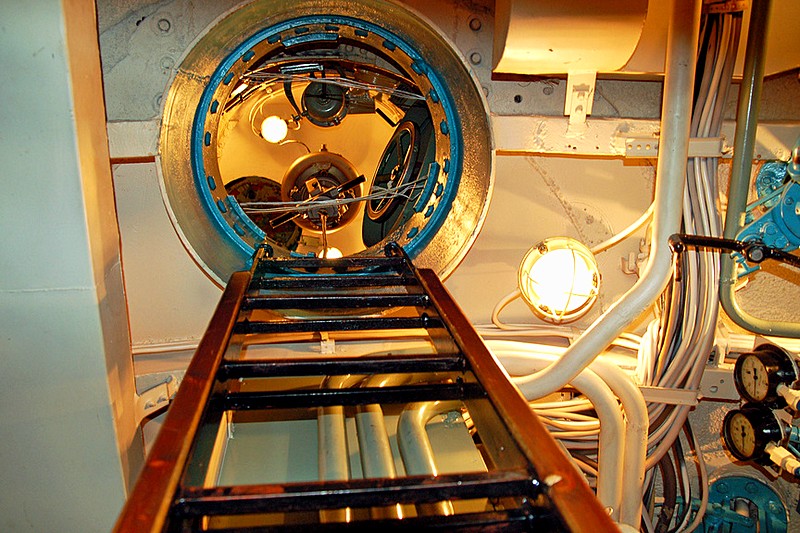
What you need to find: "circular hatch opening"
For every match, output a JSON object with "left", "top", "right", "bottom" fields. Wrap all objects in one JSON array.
[{"left": 159, "top": 0, "right": 493, "bottom": 283}]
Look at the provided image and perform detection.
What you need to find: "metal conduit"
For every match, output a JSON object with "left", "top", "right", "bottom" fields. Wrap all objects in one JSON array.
[{"left": 719, "top": 0, "right": 800, "bottom": 336}]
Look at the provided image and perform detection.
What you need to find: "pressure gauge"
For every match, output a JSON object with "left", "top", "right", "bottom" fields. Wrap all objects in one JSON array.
[
  {"left": 722, "top": 404, "right": 784, "bottom": 463},
  {"left": 733, "top": 344, "right": 798, "bottom": 406}
]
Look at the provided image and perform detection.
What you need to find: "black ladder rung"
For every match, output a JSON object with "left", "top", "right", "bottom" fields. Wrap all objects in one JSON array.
[
  {"left": 253, "top": 255, "right": 409, "bottom": 275},
  {"left": 220, "top": 382, "right": 486, "bottom": 410},
  {"left": 234, "top": 316, "right": 443, "bottom": 335},
  {"left": 218, "top": 354, "right": 466, "bottom": 379},
  {"left": 203, "top": 508, "right": 557, "bottom": 532},
  {"left": 250, "top": 273, "right": 418, "bottom": 290},
  {"left": 242, "top": 293, "right": 430, "bottom": 310},
  {"left": 174, "top": 470, "right": 538, "bottom": 516}
]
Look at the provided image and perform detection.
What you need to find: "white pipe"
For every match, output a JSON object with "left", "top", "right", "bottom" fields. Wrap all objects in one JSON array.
[
  {"left": 487, "top": 341, "right": 624, "bottom": 521},
  {"left": 513, "top": 0, "right": 701, "bottom": 399},
  {"left": 397, "top": 401, "right": 460, "bottom": 516},
  {"left": 494, "top": 340, "right": 647, "bottom": 527},
  {"left": 318, "top": 375, "right": 362, "bottom": 483},
  {"left": 356, "top": 374, "right": 410, "bottom": 520},
  {"left": 588, "top": 357, "right": 648, "bottom": 527},
  {"left": 318, "top": 375, "right": 363, "bottom": 523},
  {"left": 318, "top": 405, "right": 349, "bottom": 481},
  {"left": 356, "top": 404, "right": 397, "bottom": 478}
]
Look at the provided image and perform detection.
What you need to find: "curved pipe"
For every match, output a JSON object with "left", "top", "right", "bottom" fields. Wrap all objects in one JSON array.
[
  {"left": 512, "top": 0, "right": 702, "bottom": 399},
  {"left": 396, "top": 401, "right": 460, "bottom": 517},
  {"left": 487, "top": 341, "right": 625, "bottom": 522},
  {"left": 718, "top": 0, "right": 800, "bottom": 336},
  {"left": 587, "top": 357, "right": 648, "bottom": 527}
]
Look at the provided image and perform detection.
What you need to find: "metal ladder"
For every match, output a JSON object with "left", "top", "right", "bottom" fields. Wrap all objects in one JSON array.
[{"left": 114, "top": 244, "right": 615, "bottom": 532}]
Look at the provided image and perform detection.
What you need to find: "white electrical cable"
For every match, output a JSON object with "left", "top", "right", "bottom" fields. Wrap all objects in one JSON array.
[{"left": 591, "top": 203, "right": 655, "bottom": 255}]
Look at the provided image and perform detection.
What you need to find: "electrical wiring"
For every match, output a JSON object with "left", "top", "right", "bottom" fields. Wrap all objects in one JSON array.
[
  {"left": 654, "top": 452, "right": 677, "bottom": 533},
  {"left": 240, "top": 176, "right": 428, "bottom": 215},
  {"left": 591, "top": 203, "right": 655, "bottom": 255},
  {"left": 529, "top": 398, "right": 594, "bottom": 411},
  {"left": 485, "top": 306, "right": 642, "bottom": 351},
  {"left": 642, "top": 505, "right": 656, "bottom": 533},
  {"left": 480, "top": 12, "right": 739, "bottom": 530},
  {"left": 243, "top": 70, "right": 426, "bottom": 102},
  {"left": 554, "top": 440, "right": 604, "bottom": 451},
  {"left": 536, "top": 412, "right": 601, "bottom": 430},
  {"left": 544, "top": 429, "right": 601, "bottom": 439},
  {"left": 640, "top": 14, "right": 739, "bottom": 531},
  {"left": 572, "top": 458, "right": 600, "bottom": 478},
  {"left": 669, "top": 437, "right": 692, "bottom": 533},
  {"left": 680, "top": 422, "right": 708, "bottom": 533},
  {"left": 533, "top": 410, "right": 601, "bottom": 423}
]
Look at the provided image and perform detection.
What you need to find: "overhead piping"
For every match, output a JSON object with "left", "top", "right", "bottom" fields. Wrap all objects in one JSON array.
[
  {"left": 513, "top": 0, "right": 702, "bottom": 398},
  {"left": 718, "top": 0, "right": 800, "bottom": 336}
]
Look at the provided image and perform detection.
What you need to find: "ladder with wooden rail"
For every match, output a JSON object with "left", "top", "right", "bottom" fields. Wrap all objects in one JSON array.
[{"left": 114, "top": 243, "right": 615, "bottom": 532}]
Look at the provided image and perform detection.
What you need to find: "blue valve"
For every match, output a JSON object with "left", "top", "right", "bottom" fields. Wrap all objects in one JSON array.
[{"left": 735, "top": 144, "right": 800, "bottom": 276}]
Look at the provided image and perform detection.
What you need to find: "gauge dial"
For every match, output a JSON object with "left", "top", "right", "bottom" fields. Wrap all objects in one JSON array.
[
  {"left": 722, "top": 404, "right": 783, "bottom": 463},
  {"left": 733, "top": 344, "right": 798, "bottom": 406},
  {"left": 736, "top": 354, "right": 770, "bottom": 402},
  {"left": 723, "top": 411, "right": 757, "bottom": 459}
]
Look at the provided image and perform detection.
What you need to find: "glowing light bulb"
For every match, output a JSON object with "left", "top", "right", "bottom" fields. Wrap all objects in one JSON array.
[
  {"left": 321, "top": 247, "right": 343, "bottom": 259},
  {"left": 518, "top": 237, "right": 599, "bottom": 323},
  {"left": 260, "top": 115, "right": 288, "bottom": 143}
]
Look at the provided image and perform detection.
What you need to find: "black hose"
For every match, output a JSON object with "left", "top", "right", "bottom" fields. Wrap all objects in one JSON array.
[
  {"left": 667, "top": 437, "right": 690, "bottom": 533},
  {"left": 654, "top": 450, "right": 678, "bottom": 533}
]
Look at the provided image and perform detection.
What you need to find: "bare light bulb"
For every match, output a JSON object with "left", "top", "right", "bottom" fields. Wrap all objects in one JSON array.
[
  {"left": 321, "top": 247, "right": 343, "bottom": 259},
  {"left": 260, "top": 115, "right": 288, "bottom": 143}
]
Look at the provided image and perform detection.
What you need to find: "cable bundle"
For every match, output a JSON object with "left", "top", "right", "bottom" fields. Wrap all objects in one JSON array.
[{"left": 482, "top": 10, "right": 742, "bottom": 532}]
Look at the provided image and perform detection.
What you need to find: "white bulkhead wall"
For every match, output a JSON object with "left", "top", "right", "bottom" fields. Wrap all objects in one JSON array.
[{"left": 0, "top": 0, "right": 141, "bottom": 531}]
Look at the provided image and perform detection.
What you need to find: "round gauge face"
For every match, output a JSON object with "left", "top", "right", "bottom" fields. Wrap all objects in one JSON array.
[
  {"left": 724, "top": 411, "right": 757, "bottom": 460},
  {"left": 737, "top": 354, "right": 770, "bottom": 402}
]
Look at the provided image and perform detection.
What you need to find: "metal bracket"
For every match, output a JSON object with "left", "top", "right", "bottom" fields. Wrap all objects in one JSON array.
[
  {"left": 638, "top": 386, "right": 699, "bottom": 406},
  {"left": 625, "top": 136, "right": 726, "bottom": 158},
  {"left": 135, "top": 372, "right": 184, "bottom": 423},
  {"left": 699, "top": 363, "right": 739, "bottom": 400},
  {"left": 564, "top": 70, "right": 595, "bottom": 136}
]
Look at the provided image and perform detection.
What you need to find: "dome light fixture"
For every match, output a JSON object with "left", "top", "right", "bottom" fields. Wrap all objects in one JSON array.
[
  {"left": 260, "top": 115, "right": 289, "bottom": 143},
  {"left": 518, "top": 237, "right": 600, "bottom": 324}
]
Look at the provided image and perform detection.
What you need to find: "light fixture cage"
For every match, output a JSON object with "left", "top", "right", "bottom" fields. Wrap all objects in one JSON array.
[{"left": 518, "top": 237, "right": 600, "bottom": 324}]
